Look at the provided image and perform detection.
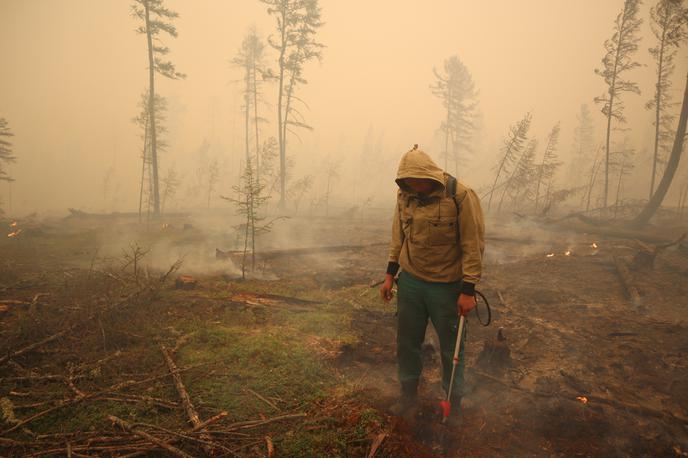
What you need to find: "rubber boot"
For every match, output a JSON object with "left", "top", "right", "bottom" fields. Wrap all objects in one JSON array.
[{"left": 390, "top": 380, "right": 419, "bottom": 422}]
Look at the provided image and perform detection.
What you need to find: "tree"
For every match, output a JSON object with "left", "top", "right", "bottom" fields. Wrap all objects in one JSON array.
[
  {"left": 322, "top": 158, "right": 340, "bottom": 216},
  {"left": 227, "top": 157, "right": 272, "bottom": 279},
  {"left": 646, "top": 0, "right": 688, "bottom": 197},
  {"left": 133, "top": 91, "right": 168, "bottom": 222},
  {"left": 534, "top": 123, "right": 562, "bottom": 212},
  {"left": 160, "top": 166, "right": 180, "bottom": 214},
  {"left": 611, "top": 138, "right": 636, "bottom": 218},
  {"left": 631, "top": 72, "right": 688, "bottom": 227},
  {"left": 430, "top": 55, "right": 477, "bottom": 176},
  {"left": 288, "top": 175, "right": 313, "bottom": 214},
  {"left": 207, "top": 158, "right": 219, "bottom": 208},
  {"left": 569, "top": 104, "right": 596, "bottom": 184},
  {"left": 132, "top": 0, "right": 185, "bottom": 217},
  {"left": 594, "top": 0, "right": 643, "bottom": 209},
  {"left": 583, "top": 145, "right": 604, "bottom": 211},
  {"left": 487, "top": 113, "right": 532, "bottom": 211},
  {"left": 261, "top": 0, "right": 324, "bottom": 207},
  {"left": 0, "top": 118, "right": 15, "bottom": 182},
  {"left": 499, "top": 138, "right": 537, "bottom": 212},
  {"left": 232, "top": 28, "right": 268, "bottom": 182}
]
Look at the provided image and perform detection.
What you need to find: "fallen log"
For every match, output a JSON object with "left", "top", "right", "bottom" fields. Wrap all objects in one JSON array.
[
  {"left": 216, "top": 243, "right": 387, "bottom": 260},
  {"left": 107, "top": 415, "right": 194, "bottom": 458},
  {"left": 613, "top": 256, "right": 642, "bottom": 307}
]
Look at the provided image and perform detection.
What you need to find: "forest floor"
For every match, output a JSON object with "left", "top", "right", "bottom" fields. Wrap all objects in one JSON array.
[{"left": 0, "top": 211, "right": 687, "bottom": 457}]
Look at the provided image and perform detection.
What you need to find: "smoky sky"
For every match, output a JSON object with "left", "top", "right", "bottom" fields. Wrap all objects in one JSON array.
[{"left": 1, "top": 0, "right": 687, "bottom": 214}]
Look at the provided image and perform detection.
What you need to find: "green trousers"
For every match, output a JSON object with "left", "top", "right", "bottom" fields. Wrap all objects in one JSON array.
[{"left": 396, "top": 270, "right": 467, "bottom": 396}]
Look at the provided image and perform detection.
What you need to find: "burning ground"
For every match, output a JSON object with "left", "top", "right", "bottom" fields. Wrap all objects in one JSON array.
[{"left": 0, "top": 212, "right": 687, "bottom": 457}]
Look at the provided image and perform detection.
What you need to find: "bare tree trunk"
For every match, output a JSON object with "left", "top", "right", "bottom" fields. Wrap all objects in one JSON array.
[
  {"left": 138, "top": 116, "right": 149, "bottom": 223},
  {"left": 650, "top": 13, "right": 669, "bottom": 198},
  {"left": 244, "top": 65, "right": 251, "bottom": 164},
  {"left": 143, "top": 2, "right": 160, "bottom": 216},
  {"left": 631, "top": 72, "right": 688, "bottom": 227},
  {"left": 277, "top": 9, "right": 287, "bottom": 209},
  {"left": 253, "top": 61, "right": 261, "bottom": 186}
]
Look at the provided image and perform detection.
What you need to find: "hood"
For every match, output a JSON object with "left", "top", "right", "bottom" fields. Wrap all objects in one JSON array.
[{"left": 395, "top": 147, "right": 446, "bottom": 193}]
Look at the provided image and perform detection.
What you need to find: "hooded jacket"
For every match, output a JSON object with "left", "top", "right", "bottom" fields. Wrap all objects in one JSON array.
[{"left": 388, "top": 147, "right": 485, "bottom": 292}]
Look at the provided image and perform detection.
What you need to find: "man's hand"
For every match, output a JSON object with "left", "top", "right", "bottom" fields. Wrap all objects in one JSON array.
[
  {"left": 380, "top": 274, "right": 395, "bottom": 302},
  {"left": 457, "top": 293, "right": 476, "bottom": 316}
]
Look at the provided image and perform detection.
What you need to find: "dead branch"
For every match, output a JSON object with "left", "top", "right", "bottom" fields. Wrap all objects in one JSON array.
[
  {"left": 160, "top": 345, "right": 202, "bottom": 428},
  {"left": 0, "top": 326, "right": 75, "bottom": 366},
  {"left": 160, "top": 344, "right": 215, "bottom": 455},
  {"left": 245, "top": 388, "right": 279, "bottom": 411},
  {"left": 367, "top": 432, "right": 388, "bottom": 458},
  {"left": 223, "top": 412, "right": 307, "bottom": 430},
  {"left": 266, "top": 435, "right": 275, "bottom": 458},
  {"left": 1, "top": 362, "right": 210, "bottom": 435},
  {"left": 107, "top": 415, "right": 194, "bottom": 458},
  {"left": 115, "top": 412, "right": 228, "bottom": 458}
]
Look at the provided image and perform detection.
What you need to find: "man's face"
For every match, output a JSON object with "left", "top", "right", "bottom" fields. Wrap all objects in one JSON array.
[{"left": 404, "top": 178, "right": 435, "bottom": 194}]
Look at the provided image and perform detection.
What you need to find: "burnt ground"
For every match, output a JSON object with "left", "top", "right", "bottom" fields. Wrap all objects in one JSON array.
[{"left": 1, "top": 212, "right": 687, "bottom": 457}]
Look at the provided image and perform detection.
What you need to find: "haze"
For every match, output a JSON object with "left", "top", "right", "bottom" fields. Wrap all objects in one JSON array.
[{"left": 1, "top": 0, "right": 687, "bottom": 214}]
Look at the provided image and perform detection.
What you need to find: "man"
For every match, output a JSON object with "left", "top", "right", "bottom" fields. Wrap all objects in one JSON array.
[{"left": 380, "top": 145, "right": 485, "bottom": 421}]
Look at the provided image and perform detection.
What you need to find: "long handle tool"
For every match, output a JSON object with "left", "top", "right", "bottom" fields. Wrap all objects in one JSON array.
[{"left": 440, "top": 313, "right": 465, "bottom": 424}]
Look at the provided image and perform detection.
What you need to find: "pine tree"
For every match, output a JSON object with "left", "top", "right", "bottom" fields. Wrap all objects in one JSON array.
[
  {"left": 131, "top": 0, "right": 185, "bottom": 216},
  {"left": 594, "top": 0, "right": 643, "bottom": 209},
  {"left": 229, "top": 158, "right": 271, "bottom": 279}
]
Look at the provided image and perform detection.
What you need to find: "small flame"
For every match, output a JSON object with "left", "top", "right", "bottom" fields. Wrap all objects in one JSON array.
[
  {"left": 576, "top": 396, "right": 588, "bottom": 404},
  {"left": 7, "top": 229, "right": 22, "bottom": 238},
  {"left": 564, "top": 250, "right": 571, "bottom": 256},
  {"left": 591, "top": 242, "right": 598, "bottom": 249},
  {"left": 10, "top": 221, "right": 17, "bottom": 228},
  {"left": 546, "top": 253, "right": 555, "bottom": 258},
  {"left": 161, "top": 223, "right": 170, "bottom": 230}
]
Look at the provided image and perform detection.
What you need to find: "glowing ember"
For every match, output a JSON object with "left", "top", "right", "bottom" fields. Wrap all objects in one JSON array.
[
  {"left": 7, "top": 229, "right": 22, "bottom": 238},
  {"left": 9, "top": 221, "right": 17, "bottom": 228},
  {"left": 591, "top": 242, "right": 598, "bottom": 249},
  {"left": 564, "top": 250, "right": 571, "bottom": 256},
  {"left": 576, "top": 396, "right": 588, "bottom": 404},
  {"left": 546, "top": 253, "right": 555, "bottom": 258}
]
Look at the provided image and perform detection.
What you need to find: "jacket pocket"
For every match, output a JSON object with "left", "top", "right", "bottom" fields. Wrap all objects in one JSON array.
[{"left": 427, "top": 217, "right": 457, "bottom": 246}]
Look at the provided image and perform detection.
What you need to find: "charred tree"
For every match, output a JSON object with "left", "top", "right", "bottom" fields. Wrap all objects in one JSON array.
[
  {"left": 261, "top": 0, "right": 324, "bottom": 208},
  {"left": 594, "top": 0, "right": 642, "bottom": 209},
  {"left": 646, "top": 0, "right": 688, "bottom": 197},
  {"left": 631, "top": 72, "right": 688, "bottom": 227},
  {"left": 132, "top": 0, "right": 185, "bottom": 217}
]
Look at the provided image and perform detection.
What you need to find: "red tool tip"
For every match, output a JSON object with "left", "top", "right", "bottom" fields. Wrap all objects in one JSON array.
[{"left": 440, "top": 400, "right": 451, "bottom": 418}]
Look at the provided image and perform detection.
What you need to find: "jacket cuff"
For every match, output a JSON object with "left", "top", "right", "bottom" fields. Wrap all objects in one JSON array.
[
  {"left": 386, "top": 261, "right": 400, "bottom": 276},
  {"left": 461, "top": 281, "right": 476, "bottom": 296}
]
